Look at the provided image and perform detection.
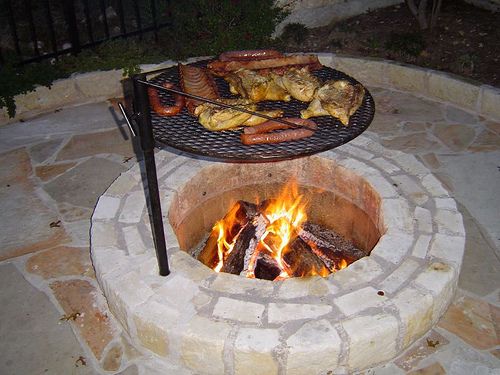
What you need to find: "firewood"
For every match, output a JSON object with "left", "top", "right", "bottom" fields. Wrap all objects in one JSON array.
[
  {"left": 298, "top": 222, "right": 365, "bottom": 270},
  {"left": 197, "top": 200, "right": 257, "bottom": 270},
  {"left": 283, "top": 236, "right": 329, "bottom": 277},
  {"left": 254, "top": 251, "right": 281, "bottom": 281}
]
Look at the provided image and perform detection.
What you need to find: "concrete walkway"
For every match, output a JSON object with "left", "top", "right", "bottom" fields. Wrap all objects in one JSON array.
[{"left": 0, "top": 86, "right": 498, "bottom": 374}]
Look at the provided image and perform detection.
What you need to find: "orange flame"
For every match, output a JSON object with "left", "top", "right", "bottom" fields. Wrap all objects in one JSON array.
[{"left": 212, "top": 180, "right": 348, "bottom": 279}]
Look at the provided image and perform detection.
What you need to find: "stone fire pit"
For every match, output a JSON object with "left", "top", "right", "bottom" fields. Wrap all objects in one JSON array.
[{"left": 90, "top": 132, "right": 465, "bottom": 374}]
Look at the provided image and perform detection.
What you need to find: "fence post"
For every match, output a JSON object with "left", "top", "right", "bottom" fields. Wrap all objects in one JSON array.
[{"left": 62, "top": 0, "right": 81, "bottom": 55}]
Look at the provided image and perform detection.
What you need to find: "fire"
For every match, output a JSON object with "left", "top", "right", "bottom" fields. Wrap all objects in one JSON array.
[
  {"left": 207, "top": 179, "right": 355, "bottom": 280},
  {"left": 213, "top": 180, "right": 310, "bottom": 279}
]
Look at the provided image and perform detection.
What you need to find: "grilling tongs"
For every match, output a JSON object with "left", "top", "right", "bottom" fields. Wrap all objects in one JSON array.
[{"left": 118, "top": 78, "right": 314, "bottom": 135}]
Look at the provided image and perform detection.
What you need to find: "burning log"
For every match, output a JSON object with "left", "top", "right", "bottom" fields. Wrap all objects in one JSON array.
[
  {"left": 283, "top": 236, "right": 330, "bottom": 277},
  {"left": 221, "top": 214, "right": 268, "bottom": 275},
  {"left": 298, "top": 222, "right": 365, "bottom": 271},
  {"left": 197, "top": 200, "right": 258, "bottom": 270},
  {"left": 195, "top": 192, "right": 367, "bottom": 280},
  {"left": 253, "top": 250, "right": 282, "bottom": 281}
]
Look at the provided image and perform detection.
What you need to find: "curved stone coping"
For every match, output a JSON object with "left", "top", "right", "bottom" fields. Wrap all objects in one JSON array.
[
  {"left": 90, "top": 134, "right": 466, "bottom": 374},
  {"left": 2, "top": 53, "right": 499, "bottom": 126}
]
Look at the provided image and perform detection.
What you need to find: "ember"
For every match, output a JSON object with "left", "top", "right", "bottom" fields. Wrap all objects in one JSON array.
[{"left": 196, "top": 181, "right": 366, "bottom": 280}]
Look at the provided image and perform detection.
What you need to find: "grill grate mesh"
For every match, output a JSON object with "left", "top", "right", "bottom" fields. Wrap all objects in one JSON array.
[{"left": 149, "top": 60, "right": 375, "bottom": 162}]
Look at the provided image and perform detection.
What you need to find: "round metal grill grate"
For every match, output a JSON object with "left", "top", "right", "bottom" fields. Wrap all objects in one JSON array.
[{"left": 149, "top": 60, "right": 375, "bottom": 162}]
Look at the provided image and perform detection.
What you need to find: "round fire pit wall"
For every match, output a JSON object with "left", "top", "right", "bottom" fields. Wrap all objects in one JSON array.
[{"left": 90, "top": 137, "right": 465, "bottom": 374}]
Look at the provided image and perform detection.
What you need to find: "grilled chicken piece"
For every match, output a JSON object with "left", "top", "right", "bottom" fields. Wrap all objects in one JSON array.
[
  {"left": 271, "top": 67, "right": 320, "bottom": 102},
  {"left": 194, "top": 98, "right": 283, "bottom": 131},
  {"left": 224, "top": 69, "right": 291, "bottom": 102},
  {"left": 301, "top": 80, "right": 365, "bottom": 126}
]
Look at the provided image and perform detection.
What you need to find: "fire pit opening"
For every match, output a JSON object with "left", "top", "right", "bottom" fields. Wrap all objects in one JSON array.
[{"left": 169, "top": 157, "right": 384, "bottom": 280}]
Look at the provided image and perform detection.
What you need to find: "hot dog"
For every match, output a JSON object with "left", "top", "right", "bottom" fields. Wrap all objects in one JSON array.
[
  {"left": 218, "top": 49, "right": 284, "bottom": 62},
  {"left": 148, "top": 82, "right": 185, "bottom": 116},
  {"left": 208, "top": 54, "right": 321, "bottom": 76},
  {"left": 241, "top": 128, "right": 315, "bottom": 145},
  {"left": 244, "top": 118, "right": 317, "bottom": 134}
]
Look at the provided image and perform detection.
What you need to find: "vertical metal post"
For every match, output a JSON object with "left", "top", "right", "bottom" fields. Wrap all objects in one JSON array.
[
  {"left": 133, "top": 74, "right": 170, "bottom": 276},
  {"left": 63, "top": 0, "right": 81, "bottom": 55}
]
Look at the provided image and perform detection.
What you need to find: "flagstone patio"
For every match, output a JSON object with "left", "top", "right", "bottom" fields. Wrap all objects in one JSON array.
[{"left": 0, "top": 56, "right": 498, "bottom": 374}]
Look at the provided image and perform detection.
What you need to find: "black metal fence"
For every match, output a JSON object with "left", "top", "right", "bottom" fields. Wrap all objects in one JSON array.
[{"left": 0, "top": 0, "right": 172, "bottom": 65}]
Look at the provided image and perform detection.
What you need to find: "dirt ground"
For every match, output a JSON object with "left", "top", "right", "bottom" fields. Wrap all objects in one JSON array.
[{"left": 282, "top": 1, "right": 500, "bottom": 87}]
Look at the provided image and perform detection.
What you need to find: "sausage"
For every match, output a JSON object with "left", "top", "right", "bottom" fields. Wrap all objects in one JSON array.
[
  {"left": 241, "top": 128, "right": 315, "bottom": 145},
  {"left": 148, "top": 82, "right": 185, "bottom": 116},
  {"left": 208, "top": 54, "right": 321, "bottom": 76},
  {"left": 218, "top": 49, "right": 284, "bottom": 62},
  {"left": 244, "top": 118, "right": 317, "bottom": 134}
]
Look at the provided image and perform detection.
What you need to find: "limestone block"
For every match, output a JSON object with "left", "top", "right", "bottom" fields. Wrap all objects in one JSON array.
[
  {"left": 434, "top": 197, "right": 457, "bottom": 211},
  {"left": 277, "top": 276, "right": 329, "bottom": 299},
  {"left": 155, "top": 273, "right": 200, "bottom": 308},
  {"left": 434, "top": 209, "right": 465, "bottom": 236},
  {"left": 210, "top": 272, "right": 275, "bottom": 297},
  {"left": 331, "top": 257, "right": 384, "bottom": 289},
  {"left": 381, "top": 198, "right": 414, "bottom": 234},
  {"left": 391, "top": 287, "right": 433, "bottom": 348},
  {"left": 391, "top": 175, "right": 429, "bottom": 205},
  {"left": 364, "top": 174, "right": 399, "bottom": 198},
  {"left": 427, "top": 71, "right": 480, "bottom": 111},
  {"left": 169, "top": 251, "right": 213, "bottom": 283},
  {"left": 386, "top": 63, "right": 428, "bottom": 94},
  {"left": 74, "top": 70, "right": 124, "bottom": 99},
  {"left": 122, "top": 225, "right": 147, "bottom": 256},
  {"left": 90, "top": 246, "right": 130, "bottom": 279},
  {"left": 333, "top": 286, "right": 387, "bottom": 316},
  {"left": 118, "top": 190, "right": 146, "bottom": 224},
  {"left": 414, "top": 207, "right": 433, "bottom": 233},
  {"left": 133, "top": 302, "right": 176, "bottom": 357},
  {"left": 339, "top": 143, "right": 374, "bottom": 160},
  {"left": 429, "top": 233, "right": 465, "bottom": 266},
  {"left": 373, "top": 230, "right": 413, "bottom": 265},
  {"left": 379, "top": 258, "right": 420, "bottom": 294},
  {"left": 479, "top": 84, "right": 500, "bottom": 120},
  {"left": 390, "top": 152, "right": 430, "bottom": 177},
  {"left": 286, "top": 320, "right": 341, "bottom": 375},
  {"left": 234, "top": 328, "right": 280, "bottom": 375},
  {"left": 213, "top": 297, "right": 265, "bottom": 324},
  {"left": 268, "top": 302, "right": 332, "bottom": 323},
  {"left": 414, "top": 262, "right": 457, "bottom": 322},
  {"left": 331, "top": 56, "right": 388, "bottom": 87},
  {"left": 371, "top": 157, "right": 401, "bottom": 174},
  {"left": 93, "top": 195, "right": 121, "bottom": 220},
  {"left": 15, "top": 79, "right": 83, "bottom": 113},
  {"left": 90, "top": 221, "right": 118, "bottom": 248},
  {"left": 342, "top": 313, "right": 399, "bottom": 371},
  {"left": 181, "top": 316, "right": 231, "bottom": 375},
  {"left": 412, "top": 234, "right": 432, "bottom": 259}
]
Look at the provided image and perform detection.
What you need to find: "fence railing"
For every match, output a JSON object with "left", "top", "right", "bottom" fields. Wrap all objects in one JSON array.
[{"left": 0, "top": 0, "right": 172, "bottom": 65}]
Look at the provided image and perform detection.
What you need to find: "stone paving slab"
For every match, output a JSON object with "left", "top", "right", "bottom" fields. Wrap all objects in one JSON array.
[{"left": 0, "top": 263, "right": 94, "bottom": 375}]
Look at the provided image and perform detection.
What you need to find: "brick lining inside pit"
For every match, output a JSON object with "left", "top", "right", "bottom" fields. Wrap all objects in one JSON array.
[
  {"left": 90, "top": 135, "right": 466, "bottom": 374},
  {"left": 171, "top": 161, "right": 384, "bottom": 274}
]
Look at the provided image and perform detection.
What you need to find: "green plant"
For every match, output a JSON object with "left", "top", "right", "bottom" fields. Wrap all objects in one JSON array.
[
  {"left": 280, "top": 23, "right": 310, "bottom": 45},
  {"left": 164, "top": 0, "right": 288, "bottom": 57},
  {"left": 0, "top": 54, "right": 63, "bottom": 118},
  {"left": 385, "top": 31, "right": 426, "bottom": 57}
]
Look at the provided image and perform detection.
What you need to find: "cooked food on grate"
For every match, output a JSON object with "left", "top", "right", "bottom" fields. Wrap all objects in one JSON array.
[
  {"left": 301, "top": 80, "right": 365, "bottom": 126},
  {"left": 178, "top": 63, "right": 220, "bottom": 114},
  {"left": 194, "top": 98, "right": 283, "bottom": 131},
  {"left": 208, "top": 53, "right": 322, "bottom": 76},
  {"left": 271, "top": 66, "right": 320, "bottom": 102},
  {"left": 224, "top": 69, "right": 291, "bottom": 102}
]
